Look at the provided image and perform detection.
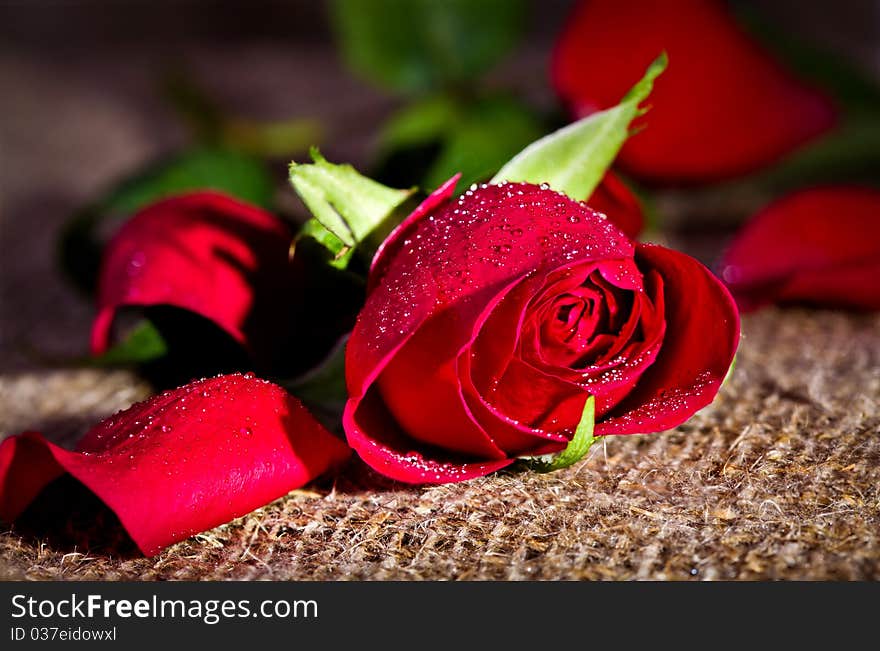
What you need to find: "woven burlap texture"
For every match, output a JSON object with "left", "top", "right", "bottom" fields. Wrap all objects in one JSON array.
[{"left": 1, "top": 308, "right": 878, "bottom": 580}]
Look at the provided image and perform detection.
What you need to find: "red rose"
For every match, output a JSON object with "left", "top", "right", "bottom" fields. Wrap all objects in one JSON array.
[
  {"left": 552, "top": 0, "right": 836, "bottom": 182},
  {"left": 344, "top": 180, "right": 740, "bottom": 483},
  {"left": 720, "top": 186, "right": 880, "bottom": 311},
  {"left": 91, "top": 190, "right": 361, "bottom": 376},
  {"left": 91, "top": 191, "right": 294, "bottom": 366}
]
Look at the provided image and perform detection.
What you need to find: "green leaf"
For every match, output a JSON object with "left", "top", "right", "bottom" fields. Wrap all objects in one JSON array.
[
  {"left": 289, "top": 148, "right": 416, "bottom": 264},
  {"left": 285, "top": 335, "right": 349, "bottom": 414},
  {"left": 87, "top": 321, "right": 168, "bottom": 367},
  {"left": 163, "top": 67, "right": 322, "bottom": 157},
  {"left": 98, "top": 147, "right": 274, "bottom": 215},
  {"left": 521, "top": 396, "right": 598, "bottom": 473},
  {"left": 376, "top": 94, "right": 547, "bottom": 193},
  {"left": 759, "top": 116, "right": 880, "bottom": 189},
  {"left": 295, "top": 218, "right": 353, "bottom": 269},
  {"left": 331, "top": 0, "right": 527, "bottom": 93},
  {"left": 378, "top": 94, "right": 461, "bottom": 154},
  {"left": 424, "top": 96, "right": 547, "bottom": 192},
  {"left": 59, "top": 147, "right": 275, "bottom": 294},
  {"left": 491, "top": 53, "right": 667, "bottom": 201},
  {"left": 222, "top": 117, "right": 322, "bottom": 159}
]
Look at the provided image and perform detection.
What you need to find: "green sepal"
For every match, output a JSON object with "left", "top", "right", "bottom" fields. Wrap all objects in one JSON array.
[
  {"left": 721, "top": 354, "right": 737, "bottom": 388},
  {"left": 491, "top": 53, "right": 667, "bottom": 201},
  {"left": 87, "top": 320, "right": 169, "bottom": 367},
  {"left": 294, "top": 218, "right": 354, "bottom": 269},
  {"left": 289, "top": 148, "right": 416, "bottom": 266},
  {"left": 520, "top": 395, "right": 598, "bottom": 473},
  {"left": 285, "top": 335, "right": 349, "bottom": 414}
]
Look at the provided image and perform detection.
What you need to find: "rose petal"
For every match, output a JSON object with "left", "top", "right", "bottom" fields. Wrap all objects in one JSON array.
[
  {"left": 463, "top": 258, "right": 663, "bottom": 436},
  {"left": 92, "top": 191, "right": 294, "bottom": 369},
  {"left": 0, "top": 373, "right": 350, "bottom": 555},
  {"left": 369, "top": 173, "right": 461, "bottom": 290},
  {"left": 376, "top": 296, "right": 512, "bottom": 459},
  {"left": 597, "top": 244, "right": 740, "bottom": 435},
  {"left": 456, "top": 275, "right": 571, "bottom": 456},
  {"left": 342, "top": 391, "right": 513, "bottom": 485},
  {"left": 587, "top": 172, "right": 644, "bottom": 239},
  {"left": 552, "top": 0, "right": 837, "bottom": 182},
  {"left": 719, "top": 186, "right": 880, "bottom": 311}
]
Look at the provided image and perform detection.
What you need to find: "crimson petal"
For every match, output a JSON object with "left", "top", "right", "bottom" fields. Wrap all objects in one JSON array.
[
  {"left": 552, "top": 0, "right": 837, "bottom": 182},
  {"left": 342, "top": 392, "right": 513, "bottom": 485},
  {"left": 91, "top": 191, "right": 294, "bottom": 369},
  {"left": 0, "top": 373, "right": 350, "bottom": 556},
  {"left": 720, "top": 187, "right": 880, "bottom": 311},
  {"left": 597, "top": 244, "right": 740, "bottom": 435}
]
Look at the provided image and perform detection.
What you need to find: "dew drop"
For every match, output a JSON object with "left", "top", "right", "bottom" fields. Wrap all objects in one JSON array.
[
  {"left": 126, "top": 251, "right": 146, "bottom": 277},
  {"left": 721, "top": 265, "right": 741, "bottom": 284}
]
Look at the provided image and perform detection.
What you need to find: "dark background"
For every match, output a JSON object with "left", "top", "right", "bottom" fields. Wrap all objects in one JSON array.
[{"left": 0, "top": 1, "right": 877, "bottom": 370}]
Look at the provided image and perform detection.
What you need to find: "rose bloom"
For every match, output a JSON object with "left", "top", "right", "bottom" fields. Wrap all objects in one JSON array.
[{"left": 344, "top": 179, "right": 740, "bottom": 483}]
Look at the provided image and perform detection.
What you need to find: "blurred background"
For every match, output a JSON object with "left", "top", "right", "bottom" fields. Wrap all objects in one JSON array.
[{"left": 1, "top": 0, "right": 879, "bottom": 375}]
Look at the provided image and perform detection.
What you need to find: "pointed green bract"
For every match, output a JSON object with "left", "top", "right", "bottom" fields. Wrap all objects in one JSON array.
[
  {"left": 289, "top": 148, "right": 415, "bottom": 251},
  {"left": 89, "top": 321, "right": 168, "bottom": 367},
  {"left": 722, "top": 354, "right": 737, "bottom": 388},
  {"left": 491, "top": 53, "right": 667, "bottom": 201},
  {"left": 522, "top": 395, "right": 598, "bottom": 473},
  {"left": 286, "top": 335, "right": 349, "bottom": 415},
  {"left": 295, "top": 218, "right": 354, "bottom": 269}
]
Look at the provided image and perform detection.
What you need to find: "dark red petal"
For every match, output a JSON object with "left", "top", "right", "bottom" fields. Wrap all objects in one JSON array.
[
  {"left": 91, "top": 191, "right": 294, "bottom": 368},
  {"left": 457, "top": 275, "right": 571, "bottom": 456},
  {"left": 587, "top": 172, "right": 644, "bottom": 239},
  {"left": 376, "top": 284, "right": 516, "bottom": 460},
  {"left": 341, "top": 391, "right": 513, "bottom": 484},
  {"left": 369, "top": 173, "right": 461, "bottom": 291},
  {"left": 462, "top": 258, "right": 662, "bottom": 439},
  {"left": 552, "top": 0, "right": 837, "bottom": 182},
  {"left": 598, "top": 244, "right": 740, "bottom": 435},
  {"left": 345, "top": 183, "right": 632, "bottom": 480},
  {"left": 0, "top": 374, "right": 350, "bottom": 556},
  {"left": 720, "top": 187, "right": 880, "bottom": 311}
]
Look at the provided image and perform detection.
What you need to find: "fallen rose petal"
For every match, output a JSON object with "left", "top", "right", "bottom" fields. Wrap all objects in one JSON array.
[
  {"left": 91, "top": 191, "right": 295, "bottom": 369},
  {"left": 719, "top": 186, "right": 880, "bottom": 311},
  {"left": 0, "top": 373, "right": 350, "bottom": 556},
  {"left": 552, "top": 0, "right": 837, "bottom": 182}
]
